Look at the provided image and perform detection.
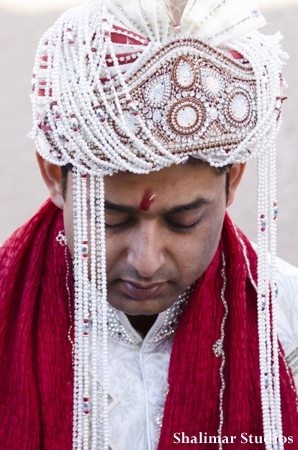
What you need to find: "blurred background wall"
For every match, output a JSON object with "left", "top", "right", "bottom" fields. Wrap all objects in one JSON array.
[{"left": 0, "top": 0, "right": 298, "bottom": 264}]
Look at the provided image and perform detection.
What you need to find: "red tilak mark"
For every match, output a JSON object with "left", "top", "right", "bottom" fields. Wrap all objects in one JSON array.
[{"left": 139, "top": 190, "right": 156, "bottom": 211}]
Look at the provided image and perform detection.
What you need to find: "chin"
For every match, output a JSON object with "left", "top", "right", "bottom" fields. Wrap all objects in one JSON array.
[{"left": 108, "top": 295, "right": 173, "bottom": 316}]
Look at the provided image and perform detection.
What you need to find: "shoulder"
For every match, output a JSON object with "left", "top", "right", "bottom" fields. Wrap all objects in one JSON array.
[
  {"left": 276, "top": 257, "right": 298, "bottom": 353},
  {"left": 251, "top": 242, "right": 298, "bottom": 353}
]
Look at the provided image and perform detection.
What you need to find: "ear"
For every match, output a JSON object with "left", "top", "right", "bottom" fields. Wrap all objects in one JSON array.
[
  {"left": 227, "top": 163, "right": 246, "bottom": 207},
  {"left": 36, "top": 151, "right": 64, "bottom": 209}
]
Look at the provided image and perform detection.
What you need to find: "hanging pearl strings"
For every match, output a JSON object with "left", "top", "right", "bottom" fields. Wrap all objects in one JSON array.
[
  {"left": 89, "top": 174, "right": 99, "bottom": 449},
  {"left": 96, "top": 175, "right": 109, "bottom": 450},
  {"left": 225, "top": 32, "right": 285, "bottom": 446},
  {"left": 72, "top": 167, "right": 109, "bottom": 449},
  {"left": 72, "top": 167, "right": 84, "bottom": 449}
]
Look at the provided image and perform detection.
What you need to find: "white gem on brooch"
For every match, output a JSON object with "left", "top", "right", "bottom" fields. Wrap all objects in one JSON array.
[
  {"left": 172, "top": 56, "right": 196, "bottom": 90},
  {"left": 205, "top": 76, "right": 220, "bottom": 93},
  {"left": 168, "top": 98, "right": 205, "bottom": 136},
  {"left": 228, "top": 93, "right": 250, "bottom": 123},
  {"left": 201, "top": 68, "right": 223, "bottom": 97},
  {"left": 144, "top": 75, "right": 170, "bottom": 107},
  {"left": 177, "top": 106, "right": 197, "bottom": 128},
  {"left": 176, "top": 60, "right": 194, "bottom": 88},
  {"left": 153, "top": 109, "right": 162, "bottom": 123},
  {"left": 209, "top": 106, "right": 218, "bottom": 120}
]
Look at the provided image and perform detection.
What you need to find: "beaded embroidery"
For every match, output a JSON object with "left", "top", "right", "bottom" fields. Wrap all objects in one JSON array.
[
  {"left": 37, "top": 37, "right": 259, "bottom": 170},
  {"left": 106, "top": 285, "right": 192, "bottom": 346}
]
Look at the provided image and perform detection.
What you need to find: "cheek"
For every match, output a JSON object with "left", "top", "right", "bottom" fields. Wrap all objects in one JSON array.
[
  {"left": 178, "top": 211, "right": 225, "bottom": 282},
  {"left": 105, "top": 233, "right": 124, "bottom": 271}
]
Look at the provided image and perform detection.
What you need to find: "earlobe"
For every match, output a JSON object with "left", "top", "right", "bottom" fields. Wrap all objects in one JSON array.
[
  {"left": 36, "top": 151, "right": 64, "bottom": 209},
  {"left": 227, "top": 163, "right": 246, "bottom": 207}
]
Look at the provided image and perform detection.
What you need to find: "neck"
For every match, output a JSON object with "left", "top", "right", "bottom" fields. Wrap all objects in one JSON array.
[{"left": 126, "top": 314, "right": 158, "bottom": 337}]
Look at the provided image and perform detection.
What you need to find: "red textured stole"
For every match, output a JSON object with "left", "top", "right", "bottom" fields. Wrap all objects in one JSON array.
[
  {"left": 0, "top": 200, "right": 297, "bottom": 449},
  {"left": 158, "top": 215, "right": 298, "bottom": 449},
  {"left": 0, "top": 199, "right": 73, "bottom": 449}
]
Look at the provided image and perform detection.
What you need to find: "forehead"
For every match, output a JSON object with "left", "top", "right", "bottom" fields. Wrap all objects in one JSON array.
[{"left": 104, "top": 158, "right": 223, "bottom": 206}]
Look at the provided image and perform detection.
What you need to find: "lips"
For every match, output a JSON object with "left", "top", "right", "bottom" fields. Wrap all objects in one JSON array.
[{"left": 119, "top": 280, "right": 166, "bottom": 300}]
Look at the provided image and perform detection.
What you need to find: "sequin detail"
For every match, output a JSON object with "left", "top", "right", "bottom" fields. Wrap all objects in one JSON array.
[
  {"left": 152, "top": 285, "right": 194, "bottom": 342},
  {"left": 169, "top": 98, "right": 205, "bottom": 136},
  {"left": 201, "top": 68, "right": 223, "bottom": 97},
  {"left": 106, "top": 305, "right": 138, "bottom": 345},
  {"left": 172, "top": 56, "right": 196, "bottom": 90},
  {"left": 106, "top": 286, "right": 193, "bottom": 345},
  {"left": 143, "top": 75, "right": 171, "bottom": 107},
  {"left": 228, "top": 92, "right": 250, "bottom": 123}
]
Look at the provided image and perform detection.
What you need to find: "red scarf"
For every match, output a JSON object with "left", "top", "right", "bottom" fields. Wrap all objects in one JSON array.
[{"left": 0, "top": 199, "right": 297, "bottom": 449}]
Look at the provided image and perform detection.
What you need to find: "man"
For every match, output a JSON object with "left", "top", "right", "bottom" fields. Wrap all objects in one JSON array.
[{"left": 0, "top": 0, "right": 298, "bottom": 449}]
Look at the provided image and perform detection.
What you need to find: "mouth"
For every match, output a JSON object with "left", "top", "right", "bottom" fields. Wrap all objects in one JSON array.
[{"left": 119, "top": 280, "right": 166, "bottom": 301}]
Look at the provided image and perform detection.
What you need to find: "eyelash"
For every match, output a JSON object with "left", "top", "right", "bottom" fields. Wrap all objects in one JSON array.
[
  {"left": 166, "top": 218, "right": 201, "bottom": 233},
  {"left": 105, "top": 219, "right": 132, "bottom": 231},
  {"left": 105, "top": 217, "right": 201, "bottom": 233}
]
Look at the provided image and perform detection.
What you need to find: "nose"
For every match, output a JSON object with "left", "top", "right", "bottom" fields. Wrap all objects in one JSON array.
[{"left": 126, "top": 221, "right": 165, "bottom": 278}]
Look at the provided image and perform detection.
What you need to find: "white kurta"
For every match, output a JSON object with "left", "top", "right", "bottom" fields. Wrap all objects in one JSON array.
[{"left": 99, "top": 257, "right": 298, "bottom": 450}]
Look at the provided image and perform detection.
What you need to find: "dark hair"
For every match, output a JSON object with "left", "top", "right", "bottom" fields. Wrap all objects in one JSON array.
[
  {"left": 61, "top": 163, "right": 73, "bottom": 200},
  {"left": 61, "top": 162, "right": 232, "bottom": 202},
  {"left": 215, "top": 164, "right": 232, "bottom": 202}
]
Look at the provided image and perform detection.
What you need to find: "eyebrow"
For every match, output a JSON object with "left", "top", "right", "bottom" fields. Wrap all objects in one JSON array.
[{"left": 104, "top": 197, "right": 210, "bottom": 214}]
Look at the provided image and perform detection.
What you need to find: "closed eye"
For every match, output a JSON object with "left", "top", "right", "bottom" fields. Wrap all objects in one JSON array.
[
  {"left": 165, "top": 217, "right": 202, "bottom": 233},
  {"left": 105, "top": 213, "right": 133, "bottom": 230}
]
